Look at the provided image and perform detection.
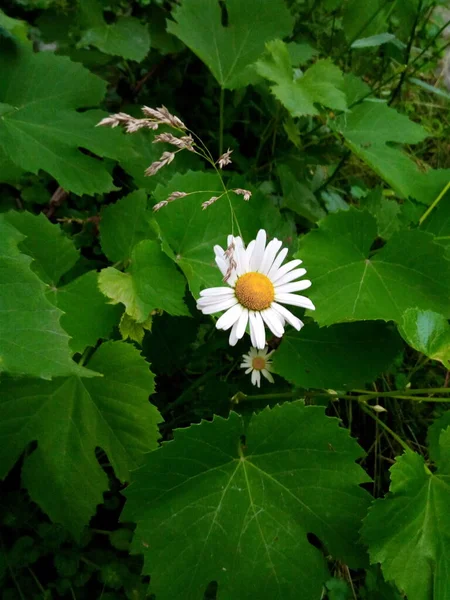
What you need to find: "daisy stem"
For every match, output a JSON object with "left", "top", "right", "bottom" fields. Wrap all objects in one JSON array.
[
  {"left": 358, "top": 403, "right": 411, "bottom": 453},
  {"left": 232, "top": 391, "right": 298, "bottom": 403},
  {"left": 352, "top": 387, "right": 450, "bottom": 397}
]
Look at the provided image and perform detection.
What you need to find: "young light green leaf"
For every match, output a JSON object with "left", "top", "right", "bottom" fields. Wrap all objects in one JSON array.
[
  {"left": 99, "top": 240, "right": 189, "bottom": 322},
  {"left": 256, "top": 41, "right": 347, "bottom": 116},
  {"left": 0, "top": 216, "right": 92, "bottom": 379},
  {"left": 351, "top": 33, "right": 397, "bottom": 49},
  {"left": 0, "top": 341, "right": 161, "bottom": 539},
  {"left": 154, "top": 171, "right": 291, "bottom": 297},
  {"left": 79, "top": 16, "right": 150, "bottom": 62},
  {"left": 167, "top": 0, "right": 293, "bottom": 89},
  {"left": 299, "top": 208, "right": 450, "bottom": 325},
  {"left": 99, "top": 190, "right": 154, "bottom": 263},
  {"left": 119, "top": 313, "right": 152, "bottom": 345},
  {"left": 362, "top": 428, "right": 450, "bottom": 600},
  {"left": 274, "top": 321, "right": 402, "bottom": 389},
  {"left": 4, "top": 211, "right": 79, "bottom": 285},
  {"left": 53, "top": 271, "right": 122, "bottom": 354},
  {"left": 123, "top": 403, "right": 370, "bottom": 600},
  {"left": 400, "top": 309, "right": 450, "bottom": 368},
  {"left": 0, "top": 46, "right": 130, "bottom": 195}
]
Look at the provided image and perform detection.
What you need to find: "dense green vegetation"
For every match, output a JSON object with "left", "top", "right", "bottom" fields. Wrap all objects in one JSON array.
[{"left": 1, "top": 0, "right": 450, "bottom": 598}]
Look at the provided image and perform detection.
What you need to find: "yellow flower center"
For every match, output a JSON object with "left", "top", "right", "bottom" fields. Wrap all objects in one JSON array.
[
  {"left": 252, "top": 356, "right": 266, "bottom": 371},
  {"left": 234, "top": 272, "right": 274, "bottom": 311}
]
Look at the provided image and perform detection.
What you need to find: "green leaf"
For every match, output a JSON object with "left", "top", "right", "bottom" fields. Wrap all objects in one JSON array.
[
  {"left": 274, "top": 322, "right": 402, "bottom": 389},
  {"left": 428, "top": 412, "right": 450, "bottom": 464},
  {"left": 123, "top": 403, "right": 370, "bottom": 600},
  {"left": 53, "top": 271, "right": 122, "bottom": 354},
  {"left": 400, "top": 308, "right": 450, "bottom": 368},
  {"left": 99, "top": 240, "right": 189, "bottom": 322},
  {"left": 362, "top": 429, "right": 450, "bottom": 600},
  {"left": 0, "top": 46, "right": 129, "bottom": 195},
  {"left": 278, "top": 164, "right": 326, "bottom": 222},
  {"left": 99, "top": 190, "right": 154, "bottom": 263},
  {"left": 255, "top": 41, "right": 347, "bottom": 116},
  {"left": 0, "top": 215, "right": 92, "bottom": 379},
  {"left": 4, "top": 211, "right": 79, "bottom": 285},
  {"left": 166, "top": 0, "right": 293, "bottom": 89},
  {"left": 286, "top": 41, "right": 318, "bottom": 65},
  {"left": 153, "top": 170, "right": 290, "bottom": 297},
  {"left": 119, "top": 313, "right": 152, "bottom": 345},
  {"left": 0, "top": 341, "right": 161, "bottom": 538},
  {"left": 299, "top": 208, "right": 450, "bottom": 325},
  {"left": 334, "top": 101, "right": 441, "bottom": 204},
  {"left": 360, "top": 188, "right": 402, "bottom": 240},
  {"left": 423, "top": 190, "right": 450, "bottom": 251},
  {"left": 343, "top": 0, "right": 390, "bottom": 42},
  {"left": 0, "top": 9, "right": 29, "bottom": 43},
  {"left": 351, "top": 33, "right": 397, "bottom": 49},
  {"left": 79, "top": 17, "right": 150, "bottom": 62}
]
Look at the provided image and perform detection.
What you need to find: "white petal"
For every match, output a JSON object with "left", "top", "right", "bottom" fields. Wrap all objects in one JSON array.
[
  {"left": 249, "top": 311, "right": 266, "bottom": 349},
  {"left": 216, "top": 303, "right": 244, "bottom": 330},
  {"left": 249, "top": 347, "right": 258, "bottom": 357},
  {"left": 271, "top": 302, "right": 304, "bottom": 330},
  {"left": 245, "top": 240, "right": 256, "bottom": 264},
  {"left": 200, "top": 287, "right": 234, "bottom": 297},
  {"left": 275, "top": 293, "right": 316, "bottom": 310},
  {"left": 273, "top": 268, "right": 307, "bottom": 287},
  {"left": 245, "top": 367, "right": 252, "bottom": 374},
  {"left": 234, "top": 238, "right": 248, "bottom": 276},
  {"left": 250, "top": 318, "right": 258, "bottom": 347},
  {"left": 259, "top": 239, "right": 283, "bottom": 275},
  {"left": 275, "top": 280, "right": 312, "bottom": 294},
  {"left": 215, "top": 256, "right": 228, "bottom": 277},
  {"left": 262, "top": 369, "right": 274, "bottom": 383},
  {"left": 199, "top": 298, "right": 238, "bottom": 315},
  {"left": 261, "top": 308, "right": 284, "bottom": 338},
  {"left": 236, "top": 308, "right": 249, "bottom": 340},
  {"left": 197, "top": 294, "right": 235, "bottom": 307},
  {"left": 251, "top": 370, "right": 258, "bottom": 386},
  {"left": 267, "top": 247, "right": 289, "bottom": 280},
  {"left": 255, "top": 371, "right": 261, "bottom": 387},
  {"left": 229, "top": 319, "right": 240, "bottom": 346},
  {"left": 271, "top": 259, "right": 303, "bottom": 283},
  {"left": 249, "top": 229, "right": 266, "bottom": 271}
]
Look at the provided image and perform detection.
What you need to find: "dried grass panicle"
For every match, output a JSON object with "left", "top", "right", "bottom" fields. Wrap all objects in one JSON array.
[
  {"left": 167, "top": 191, "right": 187, "bottom": 202},
  {"left": 153, "top": 133, "right": 194, "bottom": 150},
  {"left": 224, "top": 255, "right": 237, "bottom": 282},
  {"left": 217, "top": 148, "right": 233, "bottom": 169},
  {"left": 233, "top": 188, "right": 252, "bottom": 201},
  {"left": 152, "top": 200, "right": 169, "bottom": 212},
  {"left": 142, "top": 105, "right": 186, "bottom": 129},
  {"left": 201, "top": 196, "right": 219, "bottom": 210},
  {"left": 145, "top": 151, "right": 175, "bottom": 177},
  {"left": 224, "top": 241, "right": 235, "bottom": 259},
  {"left": 96, "top": 112, "right": 157, "bottom": 132}
]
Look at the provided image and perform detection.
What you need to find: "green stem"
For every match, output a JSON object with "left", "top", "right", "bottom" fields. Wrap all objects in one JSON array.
[
  {"left": 419, "top": 180, "right": 450, "bottom": 225},
  {"left": 359, "top": 403, "right": 411, "bottom": 452},
  {"left": 232, "top": 391, "right": 298, "bottom": 404},
  {"left": 219, "top": 86, "right": 225, "bottom": 156},
  {"left": 353, "top": 387, "right": 450, "bottom": 396}
]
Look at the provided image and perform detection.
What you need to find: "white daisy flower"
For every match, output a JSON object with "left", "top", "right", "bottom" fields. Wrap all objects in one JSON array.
[
  {"left": 241, "top": 346, "right": 274, "bottom": 388},
  {"left": 196, "top": 229, "right": 315, "bottom": 349}
]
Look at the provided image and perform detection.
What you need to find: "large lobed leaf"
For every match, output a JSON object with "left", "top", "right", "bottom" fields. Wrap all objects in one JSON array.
[
  {"left": 79, "top": 16, "right": 150, "bottom": 62},
  {"left": 400, "top": 308, "right": 450, "bottom": 368},
  {"left": 0, "top": 45, "right": 129, "bottom": 195},
  {"left": 298, "top": 208, "right": 450, "bottom": 325},
  {"left": 167, "top": 0, "right": 293, "bottom": 89},
  {"left": 0, "top": 341, "right": 161, "bottom": 539},
  {"left": 0, "top": 216, "right": 91, "bottom": 379},
  {"left": 123, "top": 402, "right": 371, "bottom": 600},
  {"left": 362, "top": 427, "right": 450, "bottom": 600}
]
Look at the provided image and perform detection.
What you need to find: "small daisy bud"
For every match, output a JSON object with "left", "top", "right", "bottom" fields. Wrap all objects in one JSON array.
[
  {"left": 372, "top": 404, "right": 387, "bottom": 413},
  {"left": 233, "top": 188, "right": 252, "bottom": 201},
  {"left": 217, "top": 148, "right": 233, "bottom": 169}
]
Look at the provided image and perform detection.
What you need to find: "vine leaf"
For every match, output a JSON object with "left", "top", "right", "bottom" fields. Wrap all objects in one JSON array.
[
  {"left": 167, "top": 0, "right": 293, "bottom": 89},
  {"left": 0, "top": 341, "right": 161, "bottom": 539},
  {"left": 99, "top": 190, "right": 154, "bottom": 263},
  {"left": 99, "top": 240, "right": 189, "bottom": 322},
  {"left": 255, "top": 40, "right": 347, "bottom": 115},
  {"left": 79, "top": 16, "right": 150, "bottom": 62},
  {"left": 299, "top": 208, "right": 450, "bottom": 325},
  {"left": 0, "top": 45, "right": 130, "bottom": 195},
  {"left": 123, "top": 402, "right": 371, "bottom": 600},
  {"left": 52, "top": 271, "right": 122, "bottom": 354},
  {"left": 362, "top": 428, "right": 450, "bottom": 600},
  {"left": 274, "top": 321, "right": 402, "bottom": 389},
  {"left": 4, "top": 211, "right": 79, "bottom": 285},
  {"left": 0, "top": 216, "right": 93, "bottom": 379},
  {"left": 400, "top": 308, "right": 450, "bottom": 368}
]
